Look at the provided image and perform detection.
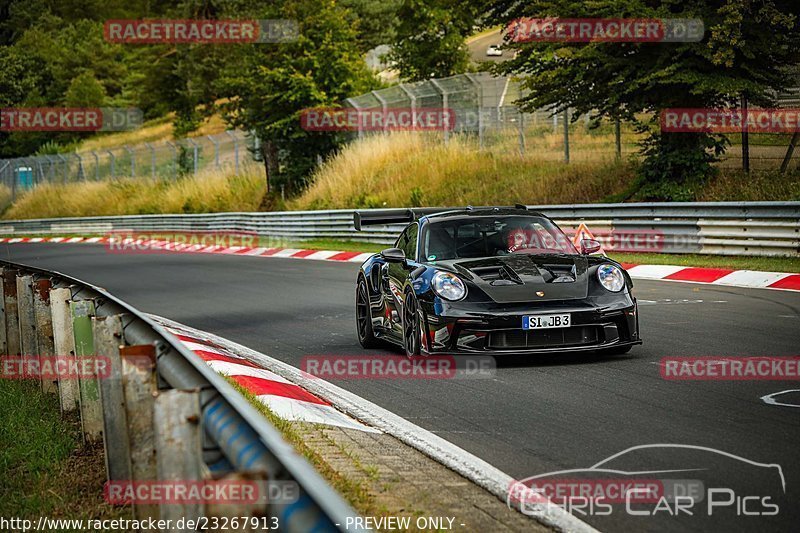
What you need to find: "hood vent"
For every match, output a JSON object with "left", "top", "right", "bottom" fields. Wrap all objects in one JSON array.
[
  {"left": 471, "top": 264, "right": 524, "bottom": 286},
  {"left": 538, "top": 262, "right": 577, "bottom": 283},
  {"left": 470, "top": 259, "right": 577, "bottom": 284}
]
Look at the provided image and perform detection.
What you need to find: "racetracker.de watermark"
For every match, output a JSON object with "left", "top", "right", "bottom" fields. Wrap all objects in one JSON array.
[
  {"left": 660, "top": 356, "right": 800, "bottom": 381},
  {"left": 661, "top": 108, "right": 800, "bottom": 133},
  {"left": 507, "top": 18, "right": 704, "bottom": 43},
  {"left": 105, "top": 231, "right": 261, "bottom": 254},
  {"left": 300, "top": 107, "right": 456, "bottom": 132},
  {"left": 0, "top": 108, "right": 143, "bottom": 132},
  {"left": 104, "top": 480, "right": 298, "bottom": 505},
  {"left": 301, "top": 355, "right": 496, "bottom": 380},
  {"left": 1, "top": 355, "right": 112, "bottom": 380},
  {"left": 104, "top": 19, "right": 299, "bottom": 43}
]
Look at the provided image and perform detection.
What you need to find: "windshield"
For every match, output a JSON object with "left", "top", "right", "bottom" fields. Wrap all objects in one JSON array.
[{"left": 421, "top": 215, "right": 577, "bottom": 261}]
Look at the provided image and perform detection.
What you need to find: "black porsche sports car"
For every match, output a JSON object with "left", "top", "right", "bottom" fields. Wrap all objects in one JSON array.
[{"left": 354, "top": 206, "right": 642, "bottom": 356}]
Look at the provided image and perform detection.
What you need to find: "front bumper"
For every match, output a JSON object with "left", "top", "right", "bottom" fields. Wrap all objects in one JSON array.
[{"left": 418, "top": 299, "right": 641, "bottom": 355}]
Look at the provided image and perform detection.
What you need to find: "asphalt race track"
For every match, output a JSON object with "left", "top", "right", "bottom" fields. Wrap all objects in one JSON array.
[{"left": 5, "top": 243, "right": 799, "bottom": 532}]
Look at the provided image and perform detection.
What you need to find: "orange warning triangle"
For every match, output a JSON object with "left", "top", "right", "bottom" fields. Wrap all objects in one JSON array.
[{"left": 571, "top": 223, "right": 607, "bottom": 256}]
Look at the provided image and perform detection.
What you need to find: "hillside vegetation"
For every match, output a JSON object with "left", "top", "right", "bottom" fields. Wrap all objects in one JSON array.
[
  {"left": 3, "top": 170, "right": 265, "bottom": 220},
  {"left": 2, "top": 132, "right": 798, "bottom": 220},
  {"left": 291, "top": 133, "right": 800, "bottom": 210}
]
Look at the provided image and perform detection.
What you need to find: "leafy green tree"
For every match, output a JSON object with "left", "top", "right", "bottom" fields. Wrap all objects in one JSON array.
[
  {"left": 0, "top": 45, "right": 56, "bottom": 157},
  {"left": 388, "top": 0, "right": 481, "bottom": 81},
  {"left": 483, "top": 0, "right": 800, "bottom": 200},
  {"left": 217, "top": 0, "right": 379, "bottom": 193},
  {"left": 341, "top": 0, "right": 403, "bottom": 52},
  {"left": 65, "top": 71, "right": 107, "bottom": 107}
]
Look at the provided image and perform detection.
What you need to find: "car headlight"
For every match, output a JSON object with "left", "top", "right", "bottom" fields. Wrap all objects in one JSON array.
[
  {"left": 597, "top": 264, "right": 625, "bottom": 292},
  {"left": 432, "top": 271, "right": 467, "bottom": 301}
]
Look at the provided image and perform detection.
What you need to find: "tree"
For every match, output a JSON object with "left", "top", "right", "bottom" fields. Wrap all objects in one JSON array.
[
  {"left": 217, "top": 0, "right": 378, "bottom": 193},
  {"left": 341, "top": 0, "right": 403, "bottom": 52},
  {"left": 65, "top": 71, "right": 107, "bottom": 107},
  {"left": 388, "top": 0, "right": 481, "bottom": 81},
  {"left": 482, "top": 0, "right": 800, "bottom": 200}
]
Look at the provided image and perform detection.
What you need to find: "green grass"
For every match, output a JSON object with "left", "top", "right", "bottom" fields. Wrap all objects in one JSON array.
[
  {"left": 0, "top": 380, "right": 77, "bottom": 516},
  {"left": 283, "top": 238, "right": 383, "bottom": 253},
  {"left": 0, "top": 380, "right": 129, "bottom": 522}
]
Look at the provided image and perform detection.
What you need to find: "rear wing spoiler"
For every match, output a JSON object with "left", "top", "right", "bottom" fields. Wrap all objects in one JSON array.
[
  {"left": 353, "top": 208, "right": 455, "bottom": 231},
  {"left": 353, "top": 206, "right": 541, "bottom": 231}
]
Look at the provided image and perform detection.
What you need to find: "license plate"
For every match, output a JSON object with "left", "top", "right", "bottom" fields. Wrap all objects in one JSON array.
[{"left": 522, "top": 314, "right": 571, "bottom": 330}]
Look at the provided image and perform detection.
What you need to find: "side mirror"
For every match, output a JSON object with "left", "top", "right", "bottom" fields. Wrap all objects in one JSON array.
[
  {"left": 380, "top": 247, "right": 406, "bottom": 263},
  {"left": 580, "top": 238, "right": 602, "bottom": 255}
]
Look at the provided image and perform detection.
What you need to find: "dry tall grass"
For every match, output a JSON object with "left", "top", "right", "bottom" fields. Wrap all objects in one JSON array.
[
  {"left": 77, "top": 114, "right": 228, "bottom": 153},
  {"left": 291, "top": 132, "right": 636, "bottom": 210},
  {"left": 3, "top": 168, "right": 266, "bottom": 220},
  {"left": 698, "top": 169, "right": 800, "bottom": 201},
  {"left": 0, "top": 185, "right": 13, "bottom": 214},
  {"left": 4, "top": 131, "right": 796, "bottom": 221}
]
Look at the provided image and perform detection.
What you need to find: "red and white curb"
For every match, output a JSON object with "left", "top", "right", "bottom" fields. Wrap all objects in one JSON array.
[
  {"left": 149, "top": 314, "right": 596, "bottom": 533},
  {"left": 148, "top": 315, "right": 378, "bottom": 433},
  {"left": 3, "top": 236, "right": 799, "bottom": 292},
  {"left": 619, "top": 263, "right": 800, "bottom": 292}
]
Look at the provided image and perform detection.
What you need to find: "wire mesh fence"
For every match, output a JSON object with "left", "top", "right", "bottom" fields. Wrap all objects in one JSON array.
[
  {"left": 1, "top": 76, "right": 797, "bottom": 200},
  {"left": 0, "top": 130, "right": 252, "bottom": 199},
  {"left": 345, "top": 72, "right": 800, "bottom": 172}
]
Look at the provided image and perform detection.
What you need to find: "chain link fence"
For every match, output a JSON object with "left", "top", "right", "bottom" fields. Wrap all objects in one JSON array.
[
  {"left": 0, "top": 130, "right": 252, "bottom": 200},
  {"left": 1, "top": 75, "right": 797, "bottom": 201},
  {"left": 346, "top": 72, "right": 800, "bottom": 171}
]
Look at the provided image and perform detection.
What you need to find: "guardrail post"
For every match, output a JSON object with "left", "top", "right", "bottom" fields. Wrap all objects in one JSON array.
[
  {"left": 33, "top": 278, "right": 57, "bottom": 394},
  {"left": 3, "top": 268, "right": 21, "bottom": 355},
  {"left": 16, "top": 276, "right": 39, "bottom": 386},
  {"left": 94, "top": 314, "right": 132, "bottom": 483},
  {"left": 71, "top": 299, "right": 103, "bottom": 441},
  {"left": 51, "top": 288, "right": 79, "bottom": 411},
  {"left": 0, "top": 269, "right": 7, "bottom": 355},
  {"left": 121, "top": 345, "right": 159, "bottom": 522},
  {"left": 154, "top": 388, "right": 204, "bottom": 528}
]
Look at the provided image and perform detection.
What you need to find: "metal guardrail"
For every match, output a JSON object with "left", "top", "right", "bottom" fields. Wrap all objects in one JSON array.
[
  {"left": 0, "top": 259, "right": 363, "bottom": 532},
  {"left": 0, "top": 202, "right": 798, "bottom": 256}
]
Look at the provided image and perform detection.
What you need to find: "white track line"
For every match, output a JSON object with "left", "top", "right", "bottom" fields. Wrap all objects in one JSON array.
[{"left": 150, "top": 314, "right": 597, "bottom": 533}]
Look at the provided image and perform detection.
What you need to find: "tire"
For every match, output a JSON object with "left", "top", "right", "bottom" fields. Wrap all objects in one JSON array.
[
  {"left": 356, "top": 277, "right": 379, "bottom": 348},
  {"left": 402, "top": 291, "right": 421, "bottom": 357}
]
